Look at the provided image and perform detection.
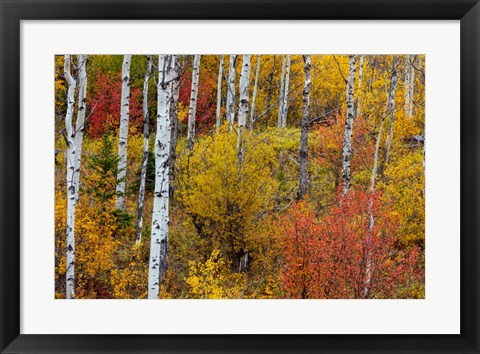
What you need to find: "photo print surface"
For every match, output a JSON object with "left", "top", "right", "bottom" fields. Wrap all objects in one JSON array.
[{"left": 55, "top": 54, "right": 425, "bottom": 299}]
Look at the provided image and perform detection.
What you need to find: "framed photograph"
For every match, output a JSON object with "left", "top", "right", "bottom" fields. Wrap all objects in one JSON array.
[{"left": 0, "top": 0, "right": 478, "bottom": 353}]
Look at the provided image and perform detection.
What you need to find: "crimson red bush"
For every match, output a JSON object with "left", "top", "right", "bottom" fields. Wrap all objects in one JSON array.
[{"left": 279, "top": 190, "right": 422, "bottom": 299}]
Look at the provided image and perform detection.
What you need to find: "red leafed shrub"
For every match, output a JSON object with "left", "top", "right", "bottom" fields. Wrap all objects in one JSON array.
[
  {"left": 279, "top": 189, "right": 423, "bottom": 299},
  {"left": 277, "top": 202, "right": 324, "bottom": 299},
  {"left": 312, "top": 112, "right": 376, "bottom": 187},
  {"left": 87, "top": 73, "right": 143, "bottom": 138},
  {"left": 178, "top": 65, "right": 217, "bottom": 133}
]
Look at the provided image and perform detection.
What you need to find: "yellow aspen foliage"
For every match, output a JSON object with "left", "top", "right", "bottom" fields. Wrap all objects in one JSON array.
[
  {"left": 178, "top": 125, "right": 279, "bottom": 262},
  {"left": 110, "top": 256, "right": 148, "bottom": 299},
  {"left": 243, "top": 215, "right": 284, "bottom": 298},
  {"left": 54, "top": 54, "right": 425, "bottom": 299},
  {"left": 378, "top": 148, "right": 425, "bottom": 248},
  {"left": 55, "top": 192, "right": 122, "bottom": 298},
  {"left": 55, "top": 134, "right": 146, "bottom": 298},
  {"left": 184, "top": 249, "right": 246, "bottom": 299},
  {"left": 310, "top": 55, "right": 348, "bottom": 114}
]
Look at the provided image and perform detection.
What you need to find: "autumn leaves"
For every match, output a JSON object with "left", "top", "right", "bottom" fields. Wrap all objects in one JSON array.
[{"left": 56, "top": 54, "right": 425, "bottom": 299}]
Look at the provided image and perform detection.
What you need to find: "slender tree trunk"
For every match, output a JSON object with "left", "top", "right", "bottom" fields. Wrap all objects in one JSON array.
[
  {"left": 226, "top": 55, "right": 237, "bottom": 130},
  {"left": 298, "top": 55, "right": 311, "bottom": 200},
  {"left": 404, "top": 55, "right": 411, "bottom": 116},
  {"left": 277, "top": 55, "right": 286, "bottom": 129},
  {"left": 73, "top": 55, "right": 88, "bottom": 204},
  {"left": 169, "top": 59, "right": 181, "bottom": 200},
  {"left": 370, "top": 121, "right": 386, "bottom": 196},
  {"left": 265, "top": 55, "right": 276, "bottom": 128},
  {"left": 215, "top": 55, "right": 224, "bottom": 133},
  {"left": 408, "top": 55, "right": 416, "bottom": 118},
  {"left": 370, "top": 120, "right": 386, "bottom": 202},
  {"left": 356, "top": 55, "right": 364, "bottom": 118},
  {"left": 64, "top": 55, "right": 77, "bottom": 299},
  {"left": 237, "top": 55, "right": 251, "bottom": 163},
  {"left": 148, "top": 55, "right": 176, "bottom": 299},
  {"left": 341, "top": 55, "right": 357, "bottom": 197},
  {"left": 364, "top": 59, "right": 398, "bottom": 298},
  {"left": 249, "top": 55, "right": 261, "bottom": 129},
  {"left": 364, "top": 114, "right": 386, "bottom": 298},
  {"left": 281, "top": 55, "right": 292, "bottom": 128},
  {"left": 385, "top": 56, "right": 399, "bottom": 164},
  {"left": 186, "top": 55, "right": 201, "bottom": 150},
  {"left": 115, "top": 54, "right": 132, "bottom": 210},
  {"left": 135, "top": 55, "right": 153, "bottom": 245}
]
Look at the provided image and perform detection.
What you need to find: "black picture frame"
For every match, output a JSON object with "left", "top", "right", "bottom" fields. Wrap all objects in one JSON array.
[{"left": 1, "top": 0, "right": 478, "bottom": 353}]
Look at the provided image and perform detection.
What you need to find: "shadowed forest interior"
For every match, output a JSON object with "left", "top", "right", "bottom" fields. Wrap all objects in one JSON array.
[{"left": 55, "top": 54, "right": 425, "bottom": 299}]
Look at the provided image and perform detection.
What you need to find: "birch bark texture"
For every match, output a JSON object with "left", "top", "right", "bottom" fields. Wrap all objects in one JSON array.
[
  {"left": 341, "top": 55, "right": 357, "bottom": 197},
  {"left": 115, "top": 54, "right": 132, "bottom": 210},
  {"left": 148, "top": 55, "right": 176, "bottom": 299},
  {"left": 280, "top": 55, "right": 292, "bottom": 128},
  {"left": 186, "top": 55, "right": 201, "bottom": 150},
  {"left": 385, "top": 56, "right": 399, "bottom": 164},
  {"left": 237, "top": 55, "right": 251, "bottom": 163},
  {"left": 215, "top": 55, "right": 224, "bottom": 133},
  {"left": 249, "top": 55, "right": 261, "bottom": 129},
  {"left": 73, "top": 55, "right": 88, "bottom": 204},
  {"left": 226, "top": 55, "right": 237, "bottom": 130},
  {"left": 135, "top": 55, "right": 153, "bottom": 245},
  {"left": 237, "top": 55, "right": 251, "bottom": 132},
  {"left": 64, "top": 55, "right": 77, "bottom": 299},
  {"left": 298, "top": 55, "right": 311, "bottom": 201},
  {"left": 277, "top": 55, "right": 286, "bottom": 129}
]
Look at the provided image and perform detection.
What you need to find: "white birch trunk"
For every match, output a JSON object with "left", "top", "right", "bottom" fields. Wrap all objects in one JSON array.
[
  {"left": 370, "top": 119, "right": 385, "bottom": 199},
  {"left": 356, "top": 55, "right": 364, "bottom": 118},
  {"left": 73, "top": 55, "right": 88, "bottom": 204},
  {"left": 249, "top": 55, "right": 261, "bottom": 129},
  {"left": 135, "top": 55, "right": 153, "bottom": 245},
  {"left": 115, "top": 54, "right": 132, "bottom": 210},
  {"left": 237, "top": 55, "right": 251, "bottom": 162},
  {"left": 281, "top": 55, "right": 292, "bottom": 128},
  {"left": 298, "top": 55, "right": 311, "bottom": 200},
  {"left": 64, "top": 55, "right": 77, "bottom": 299},
  {"left": 408, "top": 55, "right": 416, "bottom": 118},
  {"left": 385, "top": 56, "right": 399, "bottom": 164},
  {"left": 237, "top": 55, "right": 251, "bottom": 132},
  {"left": 277, "top": 55, "right": 286, "bottom": 129},
  {"left": 148, "top": 55, "right": 176, "bottom": 299},
  {"left": 226, "top": 55, "right": 237, "bottom": 130},
  {"left": 341, "top": 55, "right": 357, "bottom": 197},
  {"left": 186, "top": 55, "right": 201, "bottom": 150},
  {"left": 215, "top": 55, "right": 224, "bottom": 133},
  {"left": 364, "top": 112, "right": 386, "bottom": 298},
  {"left": 404, "top": 55, "right": 411, "bottom": 116},
  {"left": 364, "top": 59, "right": 398, "bottom": 298}
]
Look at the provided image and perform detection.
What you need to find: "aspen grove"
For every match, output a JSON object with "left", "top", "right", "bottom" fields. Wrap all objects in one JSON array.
[{"left": 55, "top": 54, "right": 425, "bottom": 299}]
